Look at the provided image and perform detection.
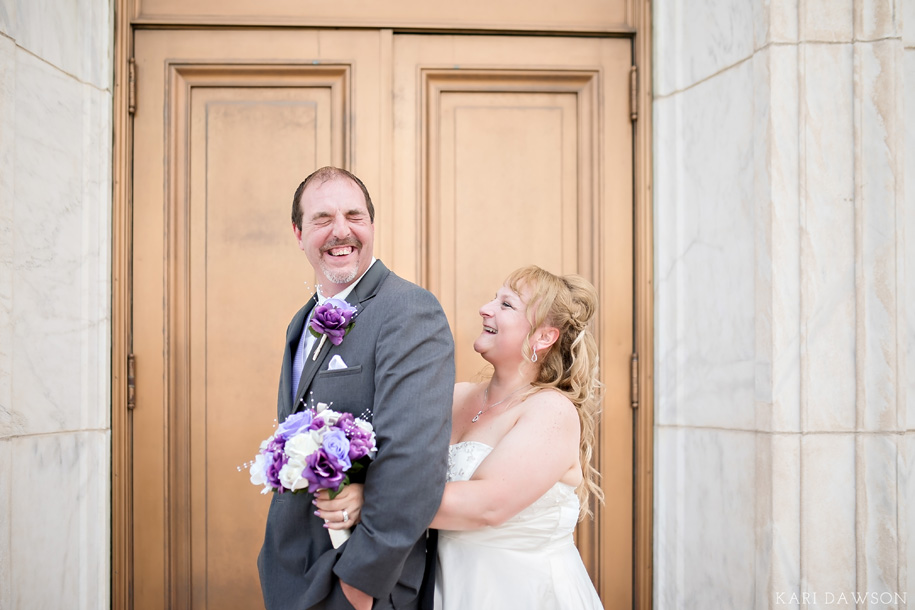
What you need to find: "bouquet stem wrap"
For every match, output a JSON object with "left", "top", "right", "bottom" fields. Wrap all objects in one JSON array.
[{"left": 327, "top": 525, "right": 351, "bottom": 548}]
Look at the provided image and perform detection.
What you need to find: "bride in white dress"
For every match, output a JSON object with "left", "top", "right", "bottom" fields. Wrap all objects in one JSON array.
[
  {"left": 318, "top": 265, "right": 604, "bottom": 609},
  {"left": 429, "top": 265, "right": 603, "bottom": 609}
]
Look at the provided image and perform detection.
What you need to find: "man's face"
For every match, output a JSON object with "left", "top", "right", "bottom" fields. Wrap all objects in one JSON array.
[{"left": 293, "top": 176, "right": 375, "bottom": 294}]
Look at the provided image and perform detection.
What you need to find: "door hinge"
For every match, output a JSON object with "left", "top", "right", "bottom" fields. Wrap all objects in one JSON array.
[
  {"left": 127, "top": 353, "right": 136, "bottom": 410},
  {"left": 629, "top": 65, "right": 638, "bottom": 122},
  {"left": 630, "top": 353, "right": 639, "bottom": 409},
  {"left": 128, "top": 58, "right": 137, "bottom": 115}
]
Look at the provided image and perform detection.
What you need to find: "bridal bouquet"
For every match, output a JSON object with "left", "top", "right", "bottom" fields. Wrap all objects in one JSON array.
[{"left": 249, "top": 402, "right": 376, "bottom": 546}]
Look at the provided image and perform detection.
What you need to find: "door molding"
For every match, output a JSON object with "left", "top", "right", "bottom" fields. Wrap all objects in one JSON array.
[
  {"left": 110, "top": 2, "right": 655, "bottom": 608},
  {"left": 632, "top": 2, "right": 655, "bottom": 607},
  {"left": 111, "top": 0, "right": 133, "bottom": 606},
  {"left": 129, "top": 0, "right": 631, "bottom": 32}
]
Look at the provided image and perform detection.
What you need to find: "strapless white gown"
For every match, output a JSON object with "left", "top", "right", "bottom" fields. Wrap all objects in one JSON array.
[{"left": 433, "top": 441, "right": 603, "bottom": 609}]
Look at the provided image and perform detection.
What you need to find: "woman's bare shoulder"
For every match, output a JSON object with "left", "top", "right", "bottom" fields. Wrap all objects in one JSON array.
[
  {"left": 518, "top": 388, "right": 578, "bottom": 424},
  {"left": 454, "top": 381, "right": 480, "bottom": 400}
]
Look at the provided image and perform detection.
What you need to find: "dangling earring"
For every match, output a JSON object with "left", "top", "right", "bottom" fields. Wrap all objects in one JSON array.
[{"left": 531, "top": 349, "right": 538, "bottom": 363}]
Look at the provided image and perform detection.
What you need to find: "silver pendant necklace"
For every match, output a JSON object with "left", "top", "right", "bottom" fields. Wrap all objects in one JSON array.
[{"left": 471, "top": 383, "right": 531, "bottom": 423}]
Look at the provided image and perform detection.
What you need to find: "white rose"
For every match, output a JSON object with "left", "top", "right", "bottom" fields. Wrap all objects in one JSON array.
[
  {"left": 279, "top": 457, "right": 309, "bottom": 491},
  {"left": 321, "top": 409, "right": 342, "bottom": 426},
  {"left": 354, "top": 419, "right": 374, "bottom": 434},
  {"left": 285, "top": 433, "right": 320, "bottom": 461},
  {"left": 314, "top": 402, "right": 330, "bottom": 414},
  {"left": 249, "top": 454, "right": 268, "bottom": 489}
]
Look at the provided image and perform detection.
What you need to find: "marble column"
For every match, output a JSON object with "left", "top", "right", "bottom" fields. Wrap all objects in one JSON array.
[
  {"left": 0, "top": 0, "right": 112, "bottom": 608},
  {"left": 653, "top": 0, "right": 911, "bottom": 607}
]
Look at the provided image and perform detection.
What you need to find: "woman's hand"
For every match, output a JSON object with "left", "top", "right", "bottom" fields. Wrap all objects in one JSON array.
[{"left": 314, "top": 483, "right": 364, "bottom": 530}]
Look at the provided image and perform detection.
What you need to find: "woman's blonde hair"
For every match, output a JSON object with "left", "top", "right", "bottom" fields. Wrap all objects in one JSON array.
[{"left": 505, "top": 265, "right": 604, "bottom": 519}]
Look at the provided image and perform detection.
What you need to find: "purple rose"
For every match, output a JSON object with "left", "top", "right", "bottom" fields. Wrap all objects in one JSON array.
[
  {"left": 322, "top": 429, "right": 352, "bottom": 471},
  {"left": 334, "top": 412, "right": 355, "bottom": 432},
  {"left": 265, "top": 436, "right": 287, "bottom": 454},
  {"left": 303, "top": 449, "right": 347, "bottom": 493},
  {"left": 265, "top": 448, "right": 288, "bottom": 490},
  {"left": 308, "top": 416, "right": 326, "bottom": 431},
  {"left": 276, "top": 410, "right": 314, "bottom": 440},
  {"left": 348, "top": 433, "right": 375, "bottom": 461},
  {"left": 309, "top": 299, "right": 357, "bottom": 346}
]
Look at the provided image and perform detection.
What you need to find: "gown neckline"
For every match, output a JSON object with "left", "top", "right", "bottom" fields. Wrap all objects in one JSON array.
[
  {"left": 449, "top": 441, "right": 576, "bottom": 491},
  {"left": 450, "top": 440, "right": 494, "bottom": 450}
]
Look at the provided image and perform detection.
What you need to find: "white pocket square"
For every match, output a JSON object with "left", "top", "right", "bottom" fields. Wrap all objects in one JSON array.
[{"left": 327, "top": 355, "right": 348, "bottom": 370}]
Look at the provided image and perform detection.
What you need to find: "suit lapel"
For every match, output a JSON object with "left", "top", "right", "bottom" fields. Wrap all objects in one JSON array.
[
  {"left": 291, "top": 261, "right": 390, "bottom": 412},
  {"left": 348, "top": 259, "right": 388, "bottom": 306}
]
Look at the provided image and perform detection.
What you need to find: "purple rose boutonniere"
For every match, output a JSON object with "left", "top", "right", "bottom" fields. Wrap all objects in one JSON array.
[{"left": 309, "top": 298, "right": 357, "bottom": 361}]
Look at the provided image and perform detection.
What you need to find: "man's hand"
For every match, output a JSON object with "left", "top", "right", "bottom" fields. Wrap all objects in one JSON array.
[{"left": 341, "top": 580, "right": 373, "bottom": 610}]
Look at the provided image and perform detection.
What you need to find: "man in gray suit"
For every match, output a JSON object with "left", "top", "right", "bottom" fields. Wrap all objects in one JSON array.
[{"left": 258, "top": 167, "right": 455, "bottom": 610}]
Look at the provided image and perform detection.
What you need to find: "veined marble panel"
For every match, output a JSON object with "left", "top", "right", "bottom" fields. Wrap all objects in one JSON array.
[
  {"left": 756, "top": 433, "right": 801, "bottom": 608},
  {"left": 652, "top": 0, "right": 756, "bottom": 97},
  {"left": 753, "top": 45, "right": 801, "bottom": 433},
  {"left": 905, "top": 0, "right": 915, "bottom": 46},
  {"left": 800, "top": 0, "right": 853, "bottom": 42},
  {"left": 654, "top": 60, "right": 755, "bottom": 430},
  {"left": 906, "top": 50, "right": 915, "bottom": 431},
  {"left": 854, "top": 0, "right": 902, "bottom": 41},
  {"left": 78, "top": 69, "right": 111, "bottom": 431},
  {"left": 858, "top": 434, "right": 901, "bottom": 601},
  {"left": 653, "top": 93, "right": 680, "bottom": 429},
  {"left": 0, "top": 1, "right": 12, "bottom": 38},
  {"left": 0, "top": 439, "right": 10, "bottom": 608},
  {"left": 7, "top": 0, "right": 110, "bottom": 90},
  {"left": 905, "top": 434, "right": 915, "bottom": 603},
  {"left": 800, "top": 42, "right": 856, "bottom": 432},
  {"left": 10, "top": 431, "right": 109, "bottom": 610},
  {"left": 801, "top": 434, "right": 856, "bottom": 600},
  {"left": 653, "top": 426, "right": 756, "bottom": 610},
  {"left": 653, "top": 3, "right": 910, "bottom": 610},
  {"left": 0, "top": 34, "right": 12, "bottom": 438},
  {"left": 11, "top": 50, "right": 110, "bottom": 435},
  {"left": 854, "top": 39, "right": 903, "bottom": 432},
  {"left": 651, "top": 0, "right": 678, "bottom": 97},
  {"left": 754, "top": 0, "right": 799, "bottom": 46}
]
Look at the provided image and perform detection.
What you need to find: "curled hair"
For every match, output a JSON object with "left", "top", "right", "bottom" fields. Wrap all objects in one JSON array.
[
  {"left": 291, "top": 166, "right": 375, "bottom": 229},
  {"left": 506, "top": 265, "right": 605, "bottom": 519}
]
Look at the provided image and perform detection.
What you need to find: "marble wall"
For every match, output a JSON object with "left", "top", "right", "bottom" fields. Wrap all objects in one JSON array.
[
  {"left": 0, "top": 0, "right": 112, "bottom": 608},
  {"left": 654, "top": 0, "right": 912, "bottom": 607}
]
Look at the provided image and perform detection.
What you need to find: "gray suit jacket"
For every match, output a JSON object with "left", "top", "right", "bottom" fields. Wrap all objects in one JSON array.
[{"left": 258, "top": 261, "right": 455, "bottom": 610}]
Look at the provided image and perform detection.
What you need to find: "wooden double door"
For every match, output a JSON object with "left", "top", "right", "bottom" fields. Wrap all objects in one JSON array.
[{"left": 131, "top": 28, "right": 633, "bottom": 609}]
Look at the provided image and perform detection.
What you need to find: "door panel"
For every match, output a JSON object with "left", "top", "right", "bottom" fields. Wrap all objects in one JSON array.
[
  {"left": 428, "top": 79, "right": 590, "bottom": 381},
  {"left": 392, "top": 35, "right": 633, "bottom": 603},
  {"left": 133, "top": 28, "right": 632, "bottom": 609},
  {"left": 442, "top": 94, "right": 578, "bottom": 380},
  {"left": 189, "top": 85, "right": 336, "bottom": 609},
  {"left": 132, "top": 29, "right": 382, "bottom": 609}
]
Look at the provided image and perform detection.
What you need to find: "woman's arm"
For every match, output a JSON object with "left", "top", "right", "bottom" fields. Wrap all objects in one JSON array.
[
  {"left": 321, "top": 391, "right": 582, "bottom": 532},
  {"left": 430, "top": 391, "right": 580, "bottom": 530}
]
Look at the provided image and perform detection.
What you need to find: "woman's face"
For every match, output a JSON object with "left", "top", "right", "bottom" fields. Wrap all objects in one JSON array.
[{"left": 474, "top": 282, "right": 534, "bottom": 364}]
